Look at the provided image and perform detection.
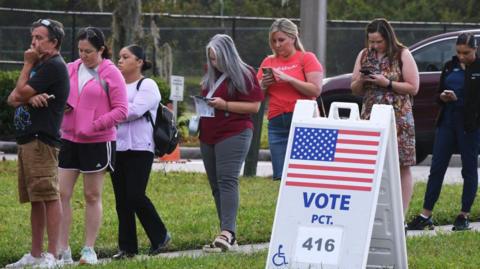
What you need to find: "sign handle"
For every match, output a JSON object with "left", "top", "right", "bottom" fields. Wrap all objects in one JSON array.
[{"left": 328, "top": 102, "right": 360, "bottom": 120}]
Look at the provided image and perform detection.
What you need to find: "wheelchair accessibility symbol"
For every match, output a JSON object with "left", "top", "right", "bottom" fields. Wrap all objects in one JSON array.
[{"left": 272, "top": 244, "right": 288, "bottom": 266}]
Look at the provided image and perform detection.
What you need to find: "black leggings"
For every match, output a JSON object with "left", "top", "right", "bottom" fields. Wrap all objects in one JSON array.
[{"left": 111, "top": 150, "right": 168, "bottom": 253}]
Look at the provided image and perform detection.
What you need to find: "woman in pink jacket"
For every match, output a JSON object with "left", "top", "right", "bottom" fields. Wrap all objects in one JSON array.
[{"left": 57, "top": 27, "right": 128, "bottom": 265}]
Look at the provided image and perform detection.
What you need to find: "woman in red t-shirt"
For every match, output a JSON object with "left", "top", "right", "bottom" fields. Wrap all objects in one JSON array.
[
  {"left": 257, "top": 18, "right": 323, "bottom": 180},
  {"left": 199, "top": 34, "right": 264, "bottom": 252}
]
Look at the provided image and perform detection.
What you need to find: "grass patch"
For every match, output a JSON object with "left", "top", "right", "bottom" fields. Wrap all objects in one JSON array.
[
  {"left": 1, "top": 160, "right": 480, "bottom": 268},
  {"left": 0, "top": 160, "right": 278, "bottom": 266},
  {"left": 407, "top": 232, "right": 480, "bottom": 269},
  {"left": 99, "top": 251, "right": 267, "bottom": 269},
  {"left": 406, "top": 182, "right": 480, "bottom": 225}
]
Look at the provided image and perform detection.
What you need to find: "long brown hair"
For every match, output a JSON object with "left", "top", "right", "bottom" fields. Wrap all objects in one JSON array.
[{"left": 365, "top": 18, "right": 405, "bottom": 63}]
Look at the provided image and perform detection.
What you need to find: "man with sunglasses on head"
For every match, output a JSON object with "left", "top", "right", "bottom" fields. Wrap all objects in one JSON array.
[{"left": 6, "top": 18, "right": 69, "bottom": 268}]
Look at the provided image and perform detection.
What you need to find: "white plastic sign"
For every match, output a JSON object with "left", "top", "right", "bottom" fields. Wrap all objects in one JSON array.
[
  {"left": 169, "top": 75, "right": 184, "bottom": 101},
  {"left": 266, "top": 101, "right": 407, "bottom": 269}
]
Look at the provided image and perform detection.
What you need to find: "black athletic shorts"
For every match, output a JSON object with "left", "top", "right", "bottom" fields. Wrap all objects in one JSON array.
[{"left": 59, "top": 139, "right": 116, "bottom": 173}]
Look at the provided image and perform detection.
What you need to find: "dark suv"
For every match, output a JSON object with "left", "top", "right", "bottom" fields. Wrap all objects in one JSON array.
[{"left": 319, "top": 29, "right": 480, "bottom": 163}]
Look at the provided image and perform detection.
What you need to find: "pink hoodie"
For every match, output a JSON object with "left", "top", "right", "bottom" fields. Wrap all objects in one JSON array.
[{"left": 61, "top": 58, "right": 128, "bottom": 143}]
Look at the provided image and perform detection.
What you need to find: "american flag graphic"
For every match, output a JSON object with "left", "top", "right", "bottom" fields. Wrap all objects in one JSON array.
[{"left": 285, "top": 127, "right": 381, "bottom": 192}]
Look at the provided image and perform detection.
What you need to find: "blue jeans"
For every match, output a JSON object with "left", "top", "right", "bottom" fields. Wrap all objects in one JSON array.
[
  {"left": 423, "top": 110, "right": 480, "bottom": 212},
  {"left": 268, "top": 113, "right": 293, "bottom": 180}
]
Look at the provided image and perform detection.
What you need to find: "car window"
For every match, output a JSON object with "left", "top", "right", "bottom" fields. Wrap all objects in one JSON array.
[{"left": 412, "top": 38, "right": 456, "bottom": 72}]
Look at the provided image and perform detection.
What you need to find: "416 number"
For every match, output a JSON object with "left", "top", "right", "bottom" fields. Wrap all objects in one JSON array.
[{"left": 302, "top": 237, "right": 335, "bottom": 252}]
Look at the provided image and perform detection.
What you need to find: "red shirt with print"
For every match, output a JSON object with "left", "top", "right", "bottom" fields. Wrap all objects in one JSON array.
[
  {"left": 199, "top": 70, "right": 264, "bottom": 144},
  {"left": 257, "top": 50, "right": 323, "bottom": 120}
]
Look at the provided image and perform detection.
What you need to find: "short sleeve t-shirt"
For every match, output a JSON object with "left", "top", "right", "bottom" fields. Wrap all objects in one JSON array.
[
  {"left": 199, "top": 69, "right": 264, "bottom": 144},
  {"left": 257, "top": 51, "right": 323, "bottom": 120},
  {"left": 14, "top": 55, "right": 70, "bottom": 147}
]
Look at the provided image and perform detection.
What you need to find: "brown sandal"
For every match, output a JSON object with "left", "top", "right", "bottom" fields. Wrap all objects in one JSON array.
[
  {"left": 213, "top": 234, "right": 238, "bottom": 252},
  {"left": 202, "top": 241, "right": 222, "bottom": 253}
]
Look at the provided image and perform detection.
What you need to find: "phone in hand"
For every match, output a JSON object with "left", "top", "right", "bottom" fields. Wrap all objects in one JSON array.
[
  {"left": 262, "top": 67, "right": 273, "bottom": 75},
  {"left": 65, "top": 102, "right": 73, "bottom": 111},
  {"left": 262, "top": 67, "right": 276, "bottom": 82},
  {"left": 359, "top": 68, "right": 373, "bottom": 76}
]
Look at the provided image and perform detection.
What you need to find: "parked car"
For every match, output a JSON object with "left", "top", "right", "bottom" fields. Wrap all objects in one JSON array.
[{"left": 319, "top": 29, "right": 480, "bottom": 163}]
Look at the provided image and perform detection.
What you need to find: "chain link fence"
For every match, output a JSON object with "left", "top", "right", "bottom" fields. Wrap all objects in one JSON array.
[{"left": 2, "top": 7, "right": 480, "bottom": 78}]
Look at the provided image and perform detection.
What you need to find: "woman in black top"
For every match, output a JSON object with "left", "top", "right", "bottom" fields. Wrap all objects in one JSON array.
[{"left": 407, "top": 33, "right": 480, "bottom": 231}]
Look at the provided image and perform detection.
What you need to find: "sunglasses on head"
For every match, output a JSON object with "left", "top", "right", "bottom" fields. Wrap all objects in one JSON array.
[
  {"left": 84, "top": 28, "right": 99, "bottom": 39},
  {"left": 37, "top": 19, "right": 53, "bottom": 30},
  {"left": 36, "top": 19, "right": 58, "bottom": 40}
]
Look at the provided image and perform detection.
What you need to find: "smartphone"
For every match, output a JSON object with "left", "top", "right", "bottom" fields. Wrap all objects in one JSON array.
[
  {"left": 262, "top": 67, "right": 273, "bottom": 76},
  {"left": 359, "top": 68, "right": 372, "bottom": 76},
  {"left": 65, "top": 102, "right": 73, "bottom": 111}
]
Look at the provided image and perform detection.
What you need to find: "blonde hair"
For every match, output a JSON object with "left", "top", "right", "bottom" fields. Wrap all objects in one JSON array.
[{"left": 268, "top": 18, "right": 305, "bottom": 56}]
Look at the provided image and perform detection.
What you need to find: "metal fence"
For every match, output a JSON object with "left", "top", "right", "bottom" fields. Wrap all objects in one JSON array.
[{"left": 2, "top": 7, "right": 480, "bottom": 77}]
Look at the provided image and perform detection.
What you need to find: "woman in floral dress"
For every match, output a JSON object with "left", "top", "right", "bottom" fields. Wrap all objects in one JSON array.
[{"left": 351, "top": 18, "right": 419, "bottom": 214}]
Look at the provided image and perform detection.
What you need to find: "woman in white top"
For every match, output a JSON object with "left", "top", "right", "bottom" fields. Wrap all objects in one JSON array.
[{"left": 111, "top": 45, "right": 170, "bottom": 259}]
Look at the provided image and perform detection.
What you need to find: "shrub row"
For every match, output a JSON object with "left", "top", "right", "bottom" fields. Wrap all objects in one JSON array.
[{"left": 0, "top": 70, "right": 182, "bottom": 141}]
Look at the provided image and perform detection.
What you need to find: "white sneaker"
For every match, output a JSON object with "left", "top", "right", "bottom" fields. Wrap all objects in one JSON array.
[
  {"left": 79, "top": 246, "right": 97, "bottom": 265},
  {"left": 5, "top": 253, "right": 43, "bottom": 268},
  {"left": 58, "top": 247, "right": 73, "bottom": 264},
  {"left": 35, "top": 252, "right": 63, "bottom": 268}
]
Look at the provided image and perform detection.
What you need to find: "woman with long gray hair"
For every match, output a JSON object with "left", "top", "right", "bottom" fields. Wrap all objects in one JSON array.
[{"left": 199, "top": 34, "right": 263, "bottom": 252}]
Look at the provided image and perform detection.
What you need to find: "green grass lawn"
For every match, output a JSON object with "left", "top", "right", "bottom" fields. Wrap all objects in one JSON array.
[{"left": 1, "top": 160, "right": 480, "bottom": 268}]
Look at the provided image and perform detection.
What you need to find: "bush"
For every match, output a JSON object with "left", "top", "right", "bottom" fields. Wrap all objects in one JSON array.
[
  {"left": 0, "top": 71, "right": 20, "bottom": 141},
  {"left": 150, "top": 76, "right": 171, "bottom": 106},
  {"left": 0, "top": 71, "right": 183, "bottom": 141}
]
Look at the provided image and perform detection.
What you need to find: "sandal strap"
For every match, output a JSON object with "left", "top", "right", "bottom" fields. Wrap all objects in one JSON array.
[{"left": 216, "top": 234, "right": 230, "bottom": 242}]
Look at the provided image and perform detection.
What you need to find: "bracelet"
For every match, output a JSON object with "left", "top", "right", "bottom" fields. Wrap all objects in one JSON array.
[{"left": 387, "top": 79, "right": 393, "bottom": 90}]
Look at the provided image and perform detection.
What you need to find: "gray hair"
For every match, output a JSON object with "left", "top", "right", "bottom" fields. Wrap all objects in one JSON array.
[
  {"left": 201, "top": 34, "right": 254, "bottom": 95},
  {"left": 268, "top": 18, "right": 305, "bottom": 56},
  {"left": 31, "top": 19, "right": 65, "bottom": 50}
]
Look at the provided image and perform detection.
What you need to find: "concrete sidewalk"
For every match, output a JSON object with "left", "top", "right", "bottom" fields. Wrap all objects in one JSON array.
[
  {"left": 0, "top": 152, "right": 474, "bottom": 185},
  {"left": 152, "top": 159, "right": 470, "bottom": 185}
]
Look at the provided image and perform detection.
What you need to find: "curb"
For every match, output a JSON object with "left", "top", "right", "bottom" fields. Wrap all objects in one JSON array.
[
  {"left": 0, "top": 141, "right": 16, "bottom": 154},
  {"left": 0, "top": 141, "right": 273, "bottom": 161}
]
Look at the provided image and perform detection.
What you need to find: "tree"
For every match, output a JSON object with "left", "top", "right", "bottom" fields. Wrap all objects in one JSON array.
[{"left": 111, "top": 0, "right": 143, "bottom": 61}]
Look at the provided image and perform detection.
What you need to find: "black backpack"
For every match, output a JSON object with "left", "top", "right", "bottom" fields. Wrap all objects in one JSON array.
[{"left": 136, "top": 78, "right": 179, "bottom": 157}]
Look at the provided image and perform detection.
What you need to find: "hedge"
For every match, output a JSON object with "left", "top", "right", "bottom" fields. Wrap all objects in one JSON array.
[{"left": 0, "top": 70, "right": 179, "bottom": 141}]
